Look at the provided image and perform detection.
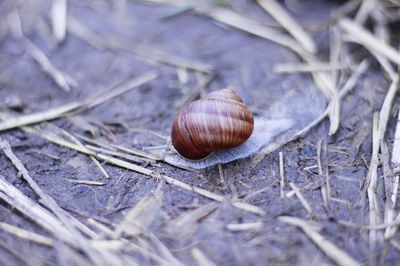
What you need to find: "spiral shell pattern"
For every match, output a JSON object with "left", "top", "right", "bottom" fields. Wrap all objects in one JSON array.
[{"left": 171, "top": 88, "right": 254, "bottom": 160}]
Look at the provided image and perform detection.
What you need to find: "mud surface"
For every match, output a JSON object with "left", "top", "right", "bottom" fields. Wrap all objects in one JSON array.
[{"left": 0, "top": 0, "right": 398, "bottom": 265}]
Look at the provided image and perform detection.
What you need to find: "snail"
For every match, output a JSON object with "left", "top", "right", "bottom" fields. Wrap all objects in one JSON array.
[{"left": 171, "top": 88, "right": 254, "bottom": 160}]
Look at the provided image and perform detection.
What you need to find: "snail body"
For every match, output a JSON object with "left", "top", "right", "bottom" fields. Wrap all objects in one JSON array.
[{"left": 171, "top": 88, "right": 254, "bottom": 160}]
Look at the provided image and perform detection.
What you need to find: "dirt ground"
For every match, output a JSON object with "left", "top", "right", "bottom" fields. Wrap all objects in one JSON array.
[{"left": 0, "top": 0, "right": 399, "bottom": 265}]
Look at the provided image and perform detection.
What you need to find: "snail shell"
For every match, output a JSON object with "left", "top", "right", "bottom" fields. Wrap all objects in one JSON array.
[{"left": 171, "top": 88, "right": 254, "bottom": 160}]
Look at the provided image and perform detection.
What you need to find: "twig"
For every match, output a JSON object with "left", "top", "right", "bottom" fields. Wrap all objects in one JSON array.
[
  {"left": 280, "top": 216, "right": 361, "bottom": 266},
  {"left": 279, "top": 151, "right": 285, "bottom": 199},
  {"left": 274, "top": 63, "right": 344, "bottom": 73},
  {"left": 0, "top": 102, "right": 80, "bottom": 132},
  {"left": 378, "top": 77, "right": 399, "bottom": 143},
  {"left": 74, "top": 133, "right": 161, "bottom": 161},
  {"left": 25, "top": 38, "right": 76, "bottom": 92},
  {"left": 177, "top": 73, "right": 214, "bottom": 108},
  {"left": 256, "top": 0, "right": 316, "bottom": 53},
  {"left": 226, "top": 222, "right": 263, "bottom": 232},
  {"left": 386, "top": 110, "right": 400, "bottom": 238},
  {"left": 148, "top": 232, "right": 184, "bottom": 266},
  {"left": 370, "top": 4, "right": 397, "bottom": 80},
  {"left": 13, "top": 8, "right": 75, "bottom": 91},
  {"left": 354, "top": 0, "right": 375, "bottom": 25},
  {"left": 0, "top": 221, "right": 53, "bottom": 246},
  {"left": 289, "top": 182, "right": 313, "bottom": 215},
  {"left": 81, "top": 72, "right": 158, "bottom": 110},
  {"left": 51, "top": 0, "right": 67, "bottom": 43},
  {"left": 112, "top": 183, "right": 163, "bottom": 238},
  {"left": 166, "top": 202, "right": 218, "bottom": 238},
  {"left": 218, "top": 164, "right": 224, "bottom": 184},
  {"left": 86, "top": 144, "right": 152, "bottom": 164},
  {"left": 199, "top": 6, "right": 303, "bottom": 55},
  {"left": 67, "top": 179, "right": 106, "bottom": 186},
  {"left": 191, "top": 248, "right": 217, "bottom": 266},
  {"left": 317, "top": 139, "right": 329, "bottom": 208},
  {"left": 338, "top": 214, "right": 400, "bottom": 230},
  {"left": 366, "top": 113, "right": 381, "bottom": 264},
  {"left": 338, "top": 18, "right": 400, "bottom": 65},
  {"left": 57, "top": 128, "right": 110, "bottom": 178}
]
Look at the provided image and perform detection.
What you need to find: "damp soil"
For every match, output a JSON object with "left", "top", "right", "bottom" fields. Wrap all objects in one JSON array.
[{"left": 0, "top": 0, "right": 399, "bottom": 265}]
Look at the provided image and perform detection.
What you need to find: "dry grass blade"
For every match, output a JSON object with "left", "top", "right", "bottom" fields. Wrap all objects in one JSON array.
[
  {"left": 309, "top": 69, "right": 339, "bottom": 135},
  {"left": 177, "top": 73, "right": 214, "bottom": 108},
  {"left": 366, "top": 113, "right": 381, "bottom": 263},
  {"left": 166, "top": 202, "right": 218, "bottom": 238},
  {"left": 274, "top": 63, "right": 344, "bottom": 73},
  {"left": 256, "top": 0, "right": 316, "bottom": 53},
  {"left": 75, "top": 133, "right": 161, "bottom": 162},
  {"left": 58, "top": 129, "right": 110, "bottom": 178},
  {"left": 370, "top": 2, "right": 396, "bottom": 80},
  {"left": 354, "top": 0, "right": 375, "bottom": 25},
  {"left": 146, "top": 0, "right": 312, "bottom": 58},
  {"left": 218, "top": 164, "right": 225, "bottom": 184},
  {"left": 112, "top": 183, "right": 163, "bottom": 238},
  {"left": 0, "top": 71, "right": 157, "bottom": 132},
  {"left": 25, "top": 38, "right": 76, "bottom": 92},
  {"left": 317, "top": 139, "right": 329, "bottom": 208},
  {"left": 279, "top": 151, "right": 285, "bottom": 199},
  {"left": 338, "top": 214, "right": 400, "bottom": 230},
  {"left": 289, "top": 182, "right": 313, "bottom": 215},
  {"left": 112, "top": 143, "right": 161, "bottom": 161},
  {"left": 191, "top": 248, "right": 216, "bottom": 266},
  {"left": 377, "top": 77, "right": 399, "bottom": 143},
  {"left": 0, "top": 102, "right": 80, "bottom": 132},
  {"left": 67, "top": 179, "right": 105, "bottom": 186},
  {"left": 199, "top": 6, "right": 302, "bottom": 55},
  {"left": 387, "top": 111, "right": 400, "bottom": 238},
  {"left": 279, "top": 216, "right": 361, "bottom": 266},
  {"left": 51, "top": 0, "right": 67, "bottom": 43},
  {"left": 226, "top": 222, "right": 263, "bottom": 232},
  {"left": 338, "top": 18, "right": 400, "bottom": 65},
  {"left": 148, "top": 233, "right": 184, "bottom": 266},
  {"left": 0, "top": 239, "right": 30, "bottom": 265},
  {"left": 0, "top": 221, "right": 53, "bottom": 246},
  {"left": 87, "top": 219, "right": 114, "bottom": 238},
  {"left": 81, "top": 71, "right": 158, "bottom": 110},
  {"left": 381, "top": 141, "right": 396, "bottom": 239},
  {"left": 86, "top": 144, "right": 152, "bottom": 164},
  {"left": 13, "top": 8, "right": 75, "bottom": 91}
]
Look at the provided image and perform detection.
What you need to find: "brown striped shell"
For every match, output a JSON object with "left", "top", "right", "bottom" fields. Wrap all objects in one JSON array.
[{"left": 171, "top": 88, "right": 254, "bottom": 160}]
